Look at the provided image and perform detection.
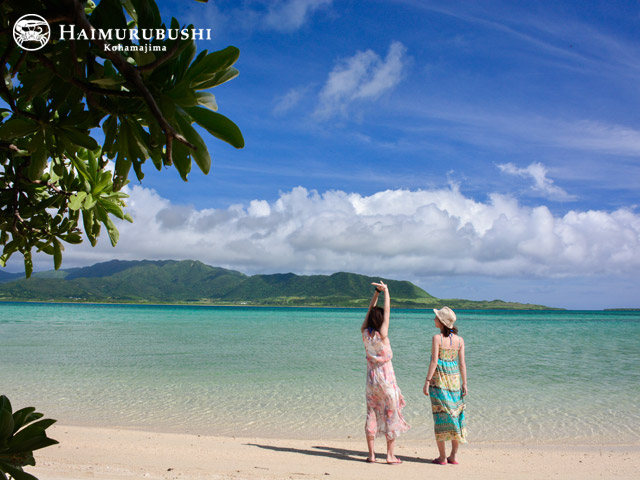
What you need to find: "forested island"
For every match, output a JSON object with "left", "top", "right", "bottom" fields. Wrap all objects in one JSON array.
[{"left": 0, "top": 259, "right": 555, "bottom": 309}]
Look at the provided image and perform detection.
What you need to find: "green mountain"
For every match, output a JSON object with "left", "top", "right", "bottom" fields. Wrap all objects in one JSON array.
[
  {"left": 0, "top": 259, "right": 553, "bottom": 309},
  {"left": 0, "top": 270, "right": 22, "bottom": 283}
]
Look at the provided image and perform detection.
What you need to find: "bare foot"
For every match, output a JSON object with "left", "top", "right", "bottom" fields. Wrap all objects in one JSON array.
[{"left": 386, "top": 456, "right": 402, "bottom": 464}]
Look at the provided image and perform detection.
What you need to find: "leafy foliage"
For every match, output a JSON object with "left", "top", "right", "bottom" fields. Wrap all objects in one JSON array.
[
  {"left": 0, "top": 395, "right": 58, "bottom": 480},
  {"left": 0, "top": 0, "right": 243, "bottom": 277}
]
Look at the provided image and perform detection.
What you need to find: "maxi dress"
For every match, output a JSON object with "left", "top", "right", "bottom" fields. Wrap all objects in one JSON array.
[
  {"left": 363, "top": 329, "right": 410, "bottom": 439},
  {"left": 428, "top": 334, "right": 467, "bottom": 443}
]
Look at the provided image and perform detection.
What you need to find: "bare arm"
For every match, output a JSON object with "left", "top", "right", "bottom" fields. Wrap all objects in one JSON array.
[
  {"left": 372, "top": 281, "right": 390, "bottom": 339},
  {"left": 423, "top": 335, "right": 440, "bottom": 395},
  {"left": 459, "top": 337, "right": 468, "bottom": 396},
  {"left": 361, "top": 286, "right": 381, "bottom": 332}
]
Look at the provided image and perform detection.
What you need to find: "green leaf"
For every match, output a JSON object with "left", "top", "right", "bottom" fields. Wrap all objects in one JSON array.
[
  {"left": 184, "top": 107, "right": 244, "bottom": 149},
  {"left": 95, "top": 207, "right": 120, "bottom": 246},
  {"left": 83, "top": 194, "right": 97, "bottom": 210},
  {"left": 0, "top": 463, "right": 38, "bottom": 480},
  {"left": 87, "top": 151, "right": 99, "bottom": 184},
  {"left": 186, "top": 47, "right": 239, "bottom": 86},
  {"left": 126, "top": 121, "right": 151, "bottom": 161},
  {"left": 102, "top": 115, "right": 118, "bottom": 157},
  {"left": 11, "top": 408, "right": 38, "bottom": 434},
  {"left": 0, "top": 397, "right": 12, "bottom": 415},
  {"left": 70, "top": 156, "right": 92, "bottom": 183},
  {"left": 0, "top": 407, "right": 14, "bottom": 443},
  {"left": 175, "top": 113, "right": 210, "bottom": 174},
  {"left": 196, "top": 91, "right": 217, "bottom": 111},
  {"left": 91, "top": 0, "right": 129, "bottom": 33},
  {"left": 82, "top": 209, "right": 97, "bottom": 246},
  {"left": 7, "top": 423, "right": 58, "bottom": 452},
  {"left": 166, "top": 85, "right": 198, "bottom": 107},
  {"left": 0, "top": 118, "right": 39, "bottom": 141},
  {"left": 97, "top": 197, "right": 126, "bottom": 220},
  {"left": 17, "top": 418, "right": 56, "bottom": 434},
  {"left": 62, "top": 233, "right": 83, "bottom": 244},
  {"left": 89, "top": 77, "right": 125, "bottom": 87},
  {"left": 23, "top": 251, "right": 33, "bottom": 278},
  {"left": 130, "top": 0, "right": 161, "bottom": 30},
  {"left": 53, "top": 238, "right": 62, "bottom": 270},
  {"left": 192, "top": 67, "right": 239, "bottom": 90},
  {"left": 32, "top": 97, "right": 47, "bottom": 119},
  {"left": 171, "top": 140, "right": 191, "bottom": 181},
  {"left": 60, "top": 128, "right": 100, "bottom": 150},
  {"left": 28, "top": 133, "right": 48, "bottom": 181},
  {"left": 173, "top": 36, "right": 197, "bottom": 84},
  {"left": 68, "top": 192, "right": 87, "bottom": 211},
  {"left": 113, "top": 125, "right": 132, "bottom": 191},
  {"left": 92, "top": 171, "right": 112, "bottom": 196}
]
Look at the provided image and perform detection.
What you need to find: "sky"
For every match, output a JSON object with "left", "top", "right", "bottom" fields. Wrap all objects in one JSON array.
[{"left": 8, "top": 0, "right": 640, "bottom": 309}]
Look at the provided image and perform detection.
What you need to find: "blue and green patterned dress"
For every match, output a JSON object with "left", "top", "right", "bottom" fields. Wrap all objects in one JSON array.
[{"left": 428, "top": 334, "right": 467, "bottom": 443}]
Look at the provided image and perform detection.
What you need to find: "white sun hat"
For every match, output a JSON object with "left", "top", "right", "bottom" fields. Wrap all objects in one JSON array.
[{"left": 433, "top": 306, "right": 457, "bottom": 328}]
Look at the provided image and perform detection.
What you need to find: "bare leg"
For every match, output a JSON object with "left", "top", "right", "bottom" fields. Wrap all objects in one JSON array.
[
  {"left": 435, "top": 440, "right": 447, "bottom": 463},
  {"left": 386, "top": 436, "right": 401, "bottom": 463},
  {"left": 448, "top": 440, "right": 459, "bottom": 463},
  {"left": 366, "top": 435, "right": 375, "bottom": 462}
]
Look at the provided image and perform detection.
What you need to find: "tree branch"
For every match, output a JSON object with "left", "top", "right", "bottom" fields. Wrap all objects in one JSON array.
[
  {"left": 29, "top": 179, "right": 74, "bottom": 197},
  {"left": 0, "top": 80, "right": 39, "bottom": 122},
  {"left": 10, "top": 52, "right": 26, "bottom": 77},
  {"left": 64, "top": 0, "right": 196, "bottom": 165},
  {"left": 137, "top": 39, "right": 182, "bottom": 72},
  {"left": 34, "top": 52, "right": 139, "bottom": 98}
]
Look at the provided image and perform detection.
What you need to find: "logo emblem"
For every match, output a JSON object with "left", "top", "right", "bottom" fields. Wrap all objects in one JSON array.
[{"left": 13, "top": 14, "right": 51, "bottom": 51}]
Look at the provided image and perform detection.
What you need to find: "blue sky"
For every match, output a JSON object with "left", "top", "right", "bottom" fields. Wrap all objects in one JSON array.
[{"left": 11, "top": 0, "right": 640, "bottom": 309}]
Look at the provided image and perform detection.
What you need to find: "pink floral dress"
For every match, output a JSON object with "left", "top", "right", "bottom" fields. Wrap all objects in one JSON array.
[{"left": 363, "top": 329, "right": 411, "bottom": 439}]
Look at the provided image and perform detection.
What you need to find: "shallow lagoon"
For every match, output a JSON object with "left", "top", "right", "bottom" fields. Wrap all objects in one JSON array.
[{"left": 1, "top": 303, "right": 639, "bottom": 444}]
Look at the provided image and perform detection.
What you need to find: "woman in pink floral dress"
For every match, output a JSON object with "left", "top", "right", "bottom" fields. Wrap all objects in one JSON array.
[{"left": 361, "top": 281, "right": 410, "bottom": 464}]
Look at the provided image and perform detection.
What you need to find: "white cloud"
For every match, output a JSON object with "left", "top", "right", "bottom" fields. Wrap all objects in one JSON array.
[
  {"left": 41, "top": 184, "right": 640, "bottom": 282},
  {"left": 315, "top": 41, "right": 408, "bottom": 119},
  {"left": 498, "top": 162, "right": 577, "bottom": 201},
  {"left": 273, "top": 86, "right": 309, "bottom": 114},
  {"left": 265, "top": 0, "right": 332, "bottom": 32}
]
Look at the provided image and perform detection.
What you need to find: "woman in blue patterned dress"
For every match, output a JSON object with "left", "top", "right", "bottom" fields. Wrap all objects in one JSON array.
[{"left": 423, "top": 306, "right": 468, "bottom": 465}]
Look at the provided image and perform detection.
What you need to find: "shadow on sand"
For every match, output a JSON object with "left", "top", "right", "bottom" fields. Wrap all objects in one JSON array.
[{"left": 245, "top": 443, "right": 434, "bottom": 464}]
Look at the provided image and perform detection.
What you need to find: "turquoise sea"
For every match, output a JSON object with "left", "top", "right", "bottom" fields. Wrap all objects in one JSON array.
[{"left": 1, "top": 303, "right": 639, "bottom": 444}]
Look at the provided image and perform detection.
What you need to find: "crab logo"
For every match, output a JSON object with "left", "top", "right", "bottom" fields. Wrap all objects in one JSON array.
[{"left": 13, "top": 14, "right": 51, "bottom": 51}]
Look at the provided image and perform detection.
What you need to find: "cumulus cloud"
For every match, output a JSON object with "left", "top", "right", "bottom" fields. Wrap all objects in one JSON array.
[
  {"left": 265, "top": 0, "right": 332, "bottom": 32},
  {"left": 314, "top": 41, "right": 408, "bottom": 119},
  {"left": 498, "top": 162, "right": 577, "bottom": 201},
  {"left": 46, "top": 184, "right": 640, "bottom": 281}
]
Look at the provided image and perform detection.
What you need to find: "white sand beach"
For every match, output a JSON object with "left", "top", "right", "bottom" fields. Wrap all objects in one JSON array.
[{"left": 27, "top": 425, "right": 639, "bottom": 480}]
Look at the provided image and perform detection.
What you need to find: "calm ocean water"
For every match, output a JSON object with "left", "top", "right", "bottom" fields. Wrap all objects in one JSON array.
[{"left": 1, "top": 303, "right": 639, "bottom": 444}]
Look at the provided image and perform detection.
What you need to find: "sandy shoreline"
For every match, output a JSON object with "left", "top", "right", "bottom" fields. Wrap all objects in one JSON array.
[{"left": 26, "top": 425, "right": 639, "bottom": 480}]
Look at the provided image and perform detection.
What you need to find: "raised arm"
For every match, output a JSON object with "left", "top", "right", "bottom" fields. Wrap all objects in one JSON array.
[
  {"left": 361, "top": 286, "right": 380, "bottom": 332},
  {"left": 372, "top": 281, "right": 390, "bottom": 339}
]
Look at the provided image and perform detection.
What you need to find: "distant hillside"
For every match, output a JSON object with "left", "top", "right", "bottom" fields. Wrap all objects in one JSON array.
[
  {"left": 0, "top": 270, "right": 23, "bottom": 283},
  {"left": 0, "top": 259, "right": 554, "bottom": 309}
]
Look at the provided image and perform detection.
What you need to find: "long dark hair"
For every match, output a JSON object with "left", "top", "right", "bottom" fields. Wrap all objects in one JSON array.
[
  {"left": 440, "top": 325, "right": 458, "bottom": 337},
  {"left": 366, "top": 306, "right": 384, "bottom": 332}
]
